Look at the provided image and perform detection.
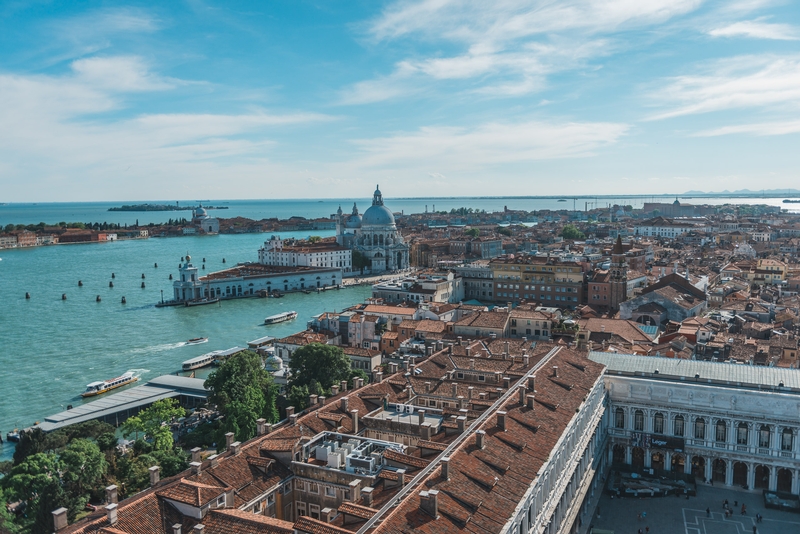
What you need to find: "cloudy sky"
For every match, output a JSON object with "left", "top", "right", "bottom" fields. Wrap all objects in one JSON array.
[{"left": 1, "top": 0, "right": 799, "bottom": 201}]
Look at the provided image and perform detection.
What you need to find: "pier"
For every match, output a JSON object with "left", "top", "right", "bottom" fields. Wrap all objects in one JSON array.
[{"left": 32, "top": 375, "right": 208, "bottom": 433}]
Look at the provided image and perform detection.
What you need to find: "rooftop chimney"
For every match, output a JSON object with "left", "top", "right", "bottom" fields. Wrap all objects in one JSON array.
[
  {"left": 309, "top": 394, "right": 318, "bottom": 406},
  {"left": 465, "top": 346, "right": 471, "bottom": 357},
  {"left": 374, "top": 371, "right": 383, "bottom": 383},
  {"left": 331, "top": 384, "right": 340, "bottom": 396},
  {"left": 285, "top": 406, "right": 295, "bottom": 418},
  {"left": 527, "top": 394, "right": 535, "bottom": 410},
  {"left": 362, "top": 487, "right": 374, "bottom": 507},
  {"left": 497, "top": 411, "right": 507, "bottom": 431},
  {"left": 256, "top": 418, "right": 267, "bottom": 435},
  {"left": 52, "top": 508, "right": 68, "bottom": 532},
  {"left": 230, "top": 441, "right": 241, "bottom": 455},
  {"left": 351, "top": 409, "right": 359, "bottom": 434},
  {"left": 105, "top": 485, "right": 118, "bottom": 504},
  {"left": 467, "top": 386, "right": 474, "bottom": 399},
  {"left": 318, "top": 396, "right": 326, "bottom": 406},
  {"left": 341, "top": 379, "right": 348, "bottom": 392},
  {"left": 209, "top": 454, "right": 219, "bottom": 468},
  {"left": 457, "top": 416, "right": 467, "bottom": 433},
  {"left": 397, "top": 469, "right": 406, "bottom": 487},
  {"left": 441, "top": 457, "right": 451, "bottom": 480},
  {"left": 476, "top": 430, "right": 486, "bottom": 449},
  {"left": 191, "top": 461, "right": 202, "bottom": 475},
  {"left": 552, "top": 366, "right": 558, "bottom": 378},
  {"left": 225, "top": 432, "right": 235, "bottom": 450},
  {"left": 340, "top": 396, "right": 349, "bottom": 413},
  {"left": 424, "top": 381, "right": 431, "bottom": 393},
  {"left": 470, "top": 358, "right": 475, "bottom": 369},
  {"left": 518, "top": 385, "right": 526, "bottom": 405},
  {"left": 289, "top": 414, "right": 298, "bottom": 426},
  {"left": 191, "top": 447, "right": 202, "bottom": 463},
  {"left": 448, "top": 343, "right": 454, "bottom": 354},
  {"left": 172, "top": 523, "right": 183, "bottom": 534},
  {"left": 457, "top": 336, "right": 463, "bottom": 345},
  {"left": 348, "top": 479, "right": 361, "bottom": 502},
  {"left": 193, "top": 525, "right": 204, "bottom": 533},
  {"left": 149, "top": 465, "right": 160, "bottom": 486},
  {"left": 106, "top": 503, "right": 118, "bottom": 526},
  {"left": 503, "top": 376, "right": 510, "bottom": 389},
  {"left": 419, "top": 490, "right": 439, "bottom": 519},
  {"left": 389, "top": 362, "right": 398, "bottom": 374},
  {"left": 451, "top": 382, "right": 458, "bottom": 397},
  {"left": 528, "top": 375, "right": 536, "bottom": 391},
  {"left": 418, "top": 409, "right": 426, "bottom": 425}
]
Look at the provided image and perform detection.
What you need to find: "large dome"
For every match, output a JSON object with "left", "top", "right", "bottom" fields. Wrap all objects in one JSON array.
[{"left": 362, "top": 204, "right": 395, "bottom": 226}]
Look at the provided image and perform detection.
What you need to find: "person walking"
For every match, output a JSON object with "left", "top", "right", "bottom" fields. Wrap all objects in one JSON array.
[
  {"left": 742, "top": 504, "right": 747, "bottom": 515},
  {"left": 706, "top": 507, "right": 711, "bottom": 517}
]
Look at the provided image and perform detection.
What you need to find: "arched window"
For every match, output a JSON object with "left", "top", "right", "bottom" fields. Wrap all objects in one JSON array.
[
  {"left": 781, "top": 428, "right": 794, "bottom": 451},
  {"left": 759, "top": 425, "right": 771, "bottom": 448},
  {"left": 737, "top": 422, "right": 748, "bottom": 445},
  {"left": 674, "top": 415, "right": 685, "bottom": 437},
  {"left": 715, "top": 420, "right": 727, "bottom": 442},
  {"left": 694, "top": 418, "right": 706, "bottom": 440},
  {"left": 653, "top": 413, "right": 664, "bottom": 434},
  {"left": 614, "top": 408, "right": 625, "bottom": 429},
  {"left": 634, "top": 410, "right": 644, "bottom": 431}
]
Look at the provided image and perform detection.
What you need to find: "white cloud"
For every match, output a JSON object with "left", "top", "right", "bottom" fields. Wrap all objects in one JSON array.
[
  {"left": 71, "top": 56, "right": 176, "bottom": 92},
  {"left": 694, "top": 120, "right": 800, "bottom": 136},
  {"left": 647, "top": 55, "right": 800, "bottom": 120},
  {"left": 709, "top": 19, "right": 799, "bottom": 40},
  {"left": 351, "top": 120, "right": 629, "bottom": 170},
  {"left": 343, "top": 0, "right": 699, "bottom": 103}
]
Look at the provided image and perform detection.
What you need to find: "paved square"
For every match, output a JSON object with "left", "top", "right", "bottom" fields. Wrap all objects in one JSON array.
[{"left": 590, "top": 484, "right": 800, "bottom": 534}]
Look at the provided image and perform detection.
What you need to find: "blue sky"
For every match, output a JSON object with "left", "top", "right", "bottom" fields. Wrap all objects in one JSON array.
[{"left": 1, "top": 0, "right": 799, "bottom": 201}]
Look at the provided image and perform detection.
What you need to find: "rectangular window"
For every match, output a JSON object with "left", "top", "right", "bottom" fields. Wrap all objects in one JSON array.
[
  {"left": 634, "top": 411, "right": 644, "bottom": 431},
  {"left": 674, "top": 417, "right": 684, "bottom": 437}
]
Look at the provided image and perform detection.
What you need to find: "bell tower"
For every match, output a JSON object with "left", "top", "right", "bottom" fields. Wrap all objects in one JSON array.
[{"left": 609, "top": 235, "right": 628, "bottom": 311}]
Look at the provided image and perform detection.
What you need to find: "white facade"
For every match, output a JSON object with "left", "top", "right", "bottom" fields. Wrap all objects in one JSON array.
[
  {"left": 259, "top": 236, "right": 352, "bottom": 272},
  {"left": 592, "top": 352, "right": 800, "bottom": 496}
]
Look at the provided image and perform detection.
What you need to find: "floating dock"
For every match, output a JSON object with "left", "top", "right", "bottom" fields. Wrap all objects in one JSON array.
[{"left": 32, "top": 375, "right": 208, "bottom": 433}]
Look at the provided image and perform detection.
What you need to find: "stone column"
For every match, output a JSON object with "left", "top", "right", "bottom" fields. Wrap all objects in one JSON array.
[
  {"left": 747, "top": 462, "right": 755, "bottom": 490},
  {"left": 725, "top": 461, "right": 733, "bottom": 486},
  {"left": 626, "top": 445, "right": 632, "bottom": 465},
  {"left": 792, "top": 469, "right": 799, "bottom": 495},
  {"left": 644, "top": 449, "right": 652, "bottom": 469},
  {"left": 684, "top": 457, "right": 692, "bottom": 475},
  {"left": 705, "top": 460, "right": 712, "bottom": 483},
  {"left": 769, "top": 465, "right": 777, "bottom": 492},
  {"left": 664, "top": 451, "right": 671, "bottom": 472}
]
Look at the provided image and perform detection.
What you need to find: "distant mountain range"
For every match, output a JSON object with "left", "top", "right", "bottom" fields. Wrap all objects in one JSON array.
[{"left": 682, "top": 189, "right": 800, "bottom": 196}]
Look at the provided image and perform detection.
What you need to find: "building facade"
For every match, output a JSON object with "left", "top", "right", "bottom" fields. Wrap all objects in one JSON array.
[
  {"left": 335, "top": 186, "right": 409, "bottom": 273},
  {"left": 259, "top": 236, "right": 353, "bottom": 273}
]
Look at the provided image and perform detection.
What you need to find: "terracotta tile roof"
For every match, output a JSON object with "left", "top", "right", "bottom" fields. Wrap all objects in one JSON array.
[
  {"left": 294, "top": 516, "right": 353, "bottom": 534},
  {"left": 65, "top": 493, "right": 167, "bottom": 534},
  {"left": 337, "top": 502, "right": 379, "bottom": 520},
  {"left": 203, "top": 509, "right": 294, "bottom": 534},
  {"left": 157, "top": 479, "right": 226, "bottom": 507},
  {"left": 416, "top": 440, "right": 448, "bottom": 451},
  {"left": 383, "top": 449, "right": 431, "bottom": 469}
]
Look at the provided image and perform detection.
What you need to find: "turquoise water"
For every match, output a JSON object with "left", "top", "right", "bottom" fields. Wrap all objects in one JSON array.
[
  {"left": 0, "top": 229, "right": 371, "bottom": 460},
  {"left": 2, "top": 196, "right": 796, "bottom": 228}
]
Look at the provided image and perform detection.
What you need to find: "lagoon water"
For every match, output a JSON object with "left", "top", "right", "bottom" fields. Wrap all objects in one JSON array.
[{"left": 0, "top": 227, "right": 372, "bottom": 461}]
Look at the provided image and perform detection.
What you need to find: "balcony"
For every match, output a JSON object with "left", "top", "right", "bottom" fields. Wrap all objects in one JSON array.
[{"left": 758, "top": 448, "right": 770, "bottom": 456}]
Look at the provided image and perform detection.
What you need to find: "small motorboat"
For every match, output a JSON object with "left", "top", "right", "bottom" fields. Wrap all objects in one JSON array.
[{"left": 186, "top": 337, "right": 209, "bottom": 345}]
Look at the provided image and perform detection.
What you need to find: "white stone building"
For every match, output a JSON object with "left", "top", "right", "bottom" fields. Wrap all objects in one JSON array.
[
  {"left": 258, "top": 236, "right": 352, "bottom": 272},
  {"left": 335, "top": 186, "right": 409, "bottom": 273},
  {"left": 591, "top": 351, "right": 800, "bottom": 495}
]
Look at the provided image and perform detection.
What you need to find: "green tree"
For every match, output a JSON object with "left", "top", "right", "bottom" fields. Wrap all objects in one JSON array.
[
  {"left": 1, "top": 452, "right": 69, "bottom": 530},
  {"left": 205, "top": 351, "right": 279, "bottom": 443},
  {"left": 352, "top": 250, "right": 370, "bottom": 274},
  {"left": 308, "top": 235, "right": 322, "bottom": 243},
  {"left": 497, "top": 226, "right": 512, "bottom": 236},
  {"left": 60, "top": 439, "right": 106, "bottom": 510},
  {"left": 464, "top": 228, "right": 480, "bottom": 237},
  {"left": 560, "top": 224, "right": 585, "bottom": 240},
  {"left": 121, "top": 399, "right": 185, "bottom": 450},
  {"left": 288, "top": 343, "right": 351, "bottom": 393}
]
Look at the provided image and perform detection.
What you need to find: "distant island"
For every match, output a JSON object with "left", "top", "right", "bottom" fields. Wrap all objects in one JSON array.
[{"left": 108, "top": 203, "right": 229, "bottom": 212}]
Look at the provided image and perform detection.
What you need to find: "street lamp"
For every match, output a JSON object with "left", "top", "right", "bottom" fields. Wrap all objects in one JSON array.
[{"left": 160, "top": 289, "right": 164, "bottom": 304}]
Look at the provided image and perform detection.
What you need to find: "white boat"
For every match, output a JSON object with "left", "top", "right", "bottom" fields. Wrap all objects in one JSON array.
[
  {"left": 182, "top": 351, "right": 222, "bottom": 371},
  {"left": 82, "top": 372, "right": 138, "bottom": 397},
  {"left": 264, "top": 311, "right": 298, "bottom": 325}
]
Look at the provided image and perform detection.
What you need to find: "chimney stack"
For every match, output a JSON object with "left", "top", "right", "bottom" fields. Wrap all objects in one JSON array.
[
  {"left": 518, "top": 385, "right": 526, "bottom": 405},
  {"left": 419, "top": 490, "right": 439, "bottom": 518},
  {"left": 476, "top": 429, "right": 486, "bottom": 449},
  {"left": 209, "top": 454, "right": 219, "bottom": 468},
  {"left": 106, "top": 503, "right": 118, "bottom": 526},
  {"left": 341, "top": 380, "right": 348, "bottom": 392},
  {"left": 322, "top": 508, "right": 336, "bottom": 523},
  {"left": 552, "top": 366, "right": 558, "bottom": 378},
  {"left": 191, "top": 447, "right": 202, "bottom": 463},
  {"left": 285, "top": 406, "right": 295, "bottom": 418},
  {"left": 331, "top": 384, "right": 340, "bottom": 396},
  {"left": 230, "top": 441, "right": 241, "bottom": 455},
  {"left": 351, "top": 409, "right": 359, "bottom": 434},
  {"left": 497, "top": 411, "right": 507, "bottom": 431},
  {"left": 52, "top": 508, "right": 68, "bottom": 532},
  {"left": 397, "top": 469, "right": 406, "bottom": 487},
  {"left": 225, "top": 432, "right": 235, "bottom": 450},
  {"left": 172, "top": 524, "right": 182, "bottom": 534},
  {"left": 105, "top": 485, "right": 118, "bottom": 504},
  {"left": 318, "top": 396, "right": 326, "bottom": 406},
  {"left": 457, "top": 416, "right": 466, "bottom": 433},
  {"left": 470, "top": 358, "right": 475, "bottom": 370},
  {"left": 424, "top": 381, "right": 431, "bottom": 393},
  {"left": 348, "top": 479, "right": 361, "bottom": 502},
  {"left": 290, "top": 414, "right": 298, "bottom": 426},
  {"left": 451, "top": 382, "right": 458, "bottom": 397},
  {"left": 256, "top": 418, "right": 267, "bottom": 435},
  {"left": 467, "top": 386, "right": 474, "bottom": 399},
  {"left": 191, "top": 461, "right": 202, "bottom": 475},
  {"left": 362, "top": 487, "right": 374, "bottom": 507},
  {"left": 527, "top": 394, "right": 535, "bottom": 410},
  {"left": 418, "top": 409, "right": 425, "bottom": 426},
  {"left": 465, "top": 346, "right": 471, "bottom": 357},
  {"left": 149, "top": 465, "right": 160, "bottom": 486},
  {"left": 528, "top": 375, "right": 536, "bottom": 391},
  {"left": 309, "top": 394, "right": 318, "bottom": 406},
  {"left": 441, "top": 457, "right": 450, "bottom": 480},
  {"left": 374, "top": 371, "right": 383, "bottom": 383},
  {"left": 193, "top": 525, "right": 204, "bottom": 533},
  {"left": 340, "top": 396, "right": 349, "bottom": 413},
  {"left": 503, "top": 376, "right": 510, "bottom": 389}
]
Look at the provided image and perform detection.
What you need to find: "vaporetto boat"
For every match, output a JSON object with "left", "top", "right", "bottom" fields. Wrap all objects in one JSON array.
[
  {"left": 81, "top": 372, "right": 139, "bottom": 397},
  {"left": 264, "top": 310, "right": 298, "bottom": 325}
]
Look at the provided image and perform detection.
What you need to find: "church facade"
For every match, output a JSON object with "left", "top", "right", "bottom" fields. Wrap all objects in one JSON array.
[{"left": 335, "top": 186, "right": 409, "bottom": 273}]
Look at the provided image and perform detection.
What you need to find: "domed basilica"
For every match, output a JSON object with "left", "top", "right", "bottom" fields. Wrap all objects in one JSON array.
[{"left": 335, "top": 185, "right": 409, "bottom": 273}]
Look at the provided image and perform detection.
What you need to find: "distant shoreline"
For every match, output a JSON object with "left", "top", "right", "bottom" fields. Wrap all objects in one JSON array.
[{"left": 108, "top": 204, "right": 229, "bottom": 212}]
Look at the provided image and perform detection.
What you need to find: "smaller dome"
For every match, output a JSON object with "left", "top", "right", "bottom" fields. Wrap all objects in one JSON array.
[
  {"left": 186, "top": 254, "right": 191, "bottom": 263},
  {"left": 346, "top": 214, "right": 362, "bottom": 229},
  {"left": 264, "top": 353, "right": 284, "bottom": 372},
  {"left": 195, "top": 207, "right": 207, "bottom": 217}
]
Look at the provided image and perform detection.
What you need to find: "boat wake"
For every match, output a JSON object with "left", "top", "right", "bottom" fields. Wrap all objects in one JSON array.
[
  {"left": 127, "top": 369, "right": 150, "bottom": 379},
  {"left": 125, "top": 342, "right": 185, "bottom": 355}
]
